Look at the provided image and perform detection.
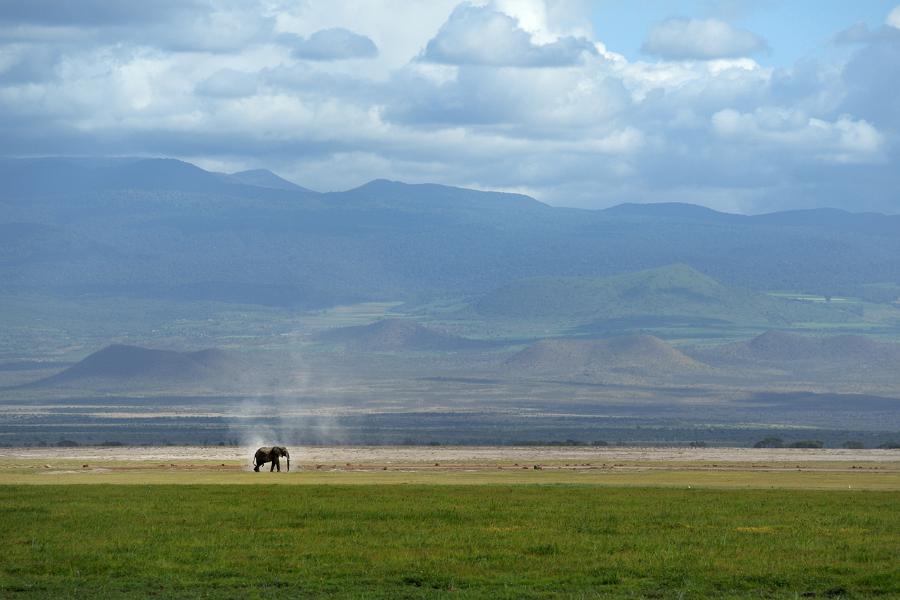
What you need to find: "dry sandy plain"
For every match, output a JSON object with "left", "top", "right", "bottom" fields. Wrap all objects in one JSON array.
[{"left": 1, "top": 445, "right": 898, "bottom": 489}]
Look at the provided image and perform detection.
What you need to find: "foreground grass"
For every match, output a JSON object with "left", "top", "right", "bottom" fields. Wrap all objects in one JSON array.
[{"left": 1, "top": 485, "right": 898, "bottom": 599}]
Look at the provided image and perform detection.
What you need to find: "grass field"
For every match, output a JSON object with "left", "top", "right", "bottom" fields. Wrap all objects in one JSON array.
[
  {"left": 1, "top": 484, "right": 898, "bottom": 599},
  {"left": 2, "top": 448, "right": 898, "bottom": 598}
]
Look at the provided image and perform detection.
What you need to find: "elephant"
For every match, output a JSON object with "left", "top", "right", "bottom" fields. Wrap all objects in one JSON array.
[{"left": 253, "top": 446, "right": 290, "bottom": 472}]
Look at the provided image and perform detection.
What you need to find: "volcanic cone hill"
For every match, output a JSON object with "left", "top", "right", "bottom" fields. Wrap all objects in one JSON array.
[
  {"left": 692, "top": 331, "right": 900, "bottom": 367},
  {"left": 315, "top": 318, "right": 492, "bottom": 352},
  {"left": 32, "top": 344, "right": 240, "bottom": 387},
  {"left": 470, "top": 263, "right": 848, "bottom": 327},
  {"left": 505, "top": 334, "right": 708, "bottom": 378}
]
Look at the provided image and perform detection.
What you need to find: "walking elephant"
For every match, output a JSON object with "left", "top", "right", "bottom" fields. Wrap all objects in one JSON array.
[{"left": 253, "top": 446, "right": 290, "bottom": 472}]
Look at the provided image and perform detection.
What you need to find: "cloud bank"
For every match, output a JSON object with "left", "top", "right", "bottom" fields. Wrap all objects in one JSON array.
[{"left": 0, "top": 0, "right": 898, "bottom": 214}]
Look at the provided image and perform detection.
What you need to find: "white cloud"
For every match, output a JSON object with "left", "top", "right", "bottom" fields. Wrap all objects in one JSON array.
[
  {"left": 642, "top": 18, "right": 767, "bottom": 60},
  {"left": 888, "top": 6, "right": 900, "bottom": 29},
  {"left": 420, "top": 3, "right": 596, "bottom": 67},
  {"left": 712, "top": 108, "right": 884, "bottom": 163}
]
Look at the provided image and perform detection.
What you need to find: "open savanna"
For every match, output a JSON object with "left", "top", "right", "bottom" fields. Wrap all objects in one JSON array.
[
  {"left": 2, "top": 449, "right": 899, "bottom": 599},
  {"left": 1, "top": 484, "right": 898, "bottom": 599}
]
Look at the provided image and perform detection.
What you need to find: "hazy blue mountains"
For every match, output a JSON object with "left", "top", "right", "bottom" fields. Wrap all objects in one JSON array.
[{"left": 3, "top": 157, "right": 900, "bottom": 311}]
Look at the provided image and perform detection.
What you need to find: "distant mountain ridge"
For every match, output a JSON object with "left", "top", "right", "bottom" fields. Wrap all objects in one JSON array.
[
  {"left": 0, "top": 157, "right": 313, "bottom": 198},
  {"left": 4, "top": 156, "right": 900, "bottom": 311}
]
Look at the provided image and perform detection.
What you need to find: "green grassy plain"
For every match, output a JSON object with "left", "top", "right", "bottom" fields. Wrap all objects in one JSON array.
[{"left": 1, "top": 483, "right": 898, "bottom": 599}]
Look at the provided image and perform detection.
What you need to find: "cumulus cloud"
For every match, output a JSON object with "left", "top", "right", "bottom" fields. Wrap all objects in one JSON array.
[
  {"left": 642, "top": 18, "right": 767, "bottom": 60},
  {"left": 421, "top": 3, "right": 597, "bottom": 67},
  {"left": 712, "top": 108, "right": 884, "bottom": 163},
  {"left": 286, "top": 28, "right": 378, "bottom": 61}
]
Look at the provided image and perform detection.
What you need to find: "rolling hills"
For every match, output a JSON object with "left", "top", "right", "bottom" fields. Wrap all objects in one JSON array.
[{"left": 470, "top": 264, "right": 849, "bottom": 326}]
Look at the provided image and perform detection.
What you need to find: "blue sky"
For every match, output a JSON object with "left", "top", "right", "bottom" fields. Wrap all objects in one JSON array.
[{"left": 1, "top": 1, "right": 899, "bottom": 214}]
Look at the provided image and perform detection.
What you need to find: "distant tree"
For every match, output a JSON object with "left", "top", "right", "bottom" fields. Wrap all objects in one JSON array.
[
  {"left": 591, "top": 440, "right": 609, "bottom": 447},
  {"left": 99, "top": 441, "right": 123, "bottom": 447},
  {"left": 753, "top": 437, "right": 784, "bottom": 448},
  {"left": 877, "top": 441, "right": 900, "bottom": 449},
  {"left": 788, "top": 440, "right": 824, "bottom": 449},
  {"left": 841, "top": 441, "right": 865, "bottom": 449},
  {"left": 689, "top": 441, "right": 707, "bottom": 448},
  {"left": 56, "top": 439, "right": 80, "bottom": 447}
]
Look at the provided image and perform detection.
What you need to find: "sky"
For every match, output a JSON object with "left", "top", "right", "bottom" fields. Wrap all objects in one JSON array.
[{"left": 1, "top": 1, "right": 899, "bottom": 214}]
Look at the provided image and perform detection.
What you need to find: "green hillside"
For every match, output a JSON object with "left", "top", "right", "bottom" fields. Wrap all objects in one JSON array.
[{"left": 471, "top": 263, "right": 851, "bottom": 326}]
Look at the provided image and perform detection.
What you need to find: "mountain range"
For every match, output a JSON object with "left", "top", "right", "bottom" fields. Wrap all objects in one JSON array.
[{"left": 3, "top": 157, "right": 900, "bottom": 313}]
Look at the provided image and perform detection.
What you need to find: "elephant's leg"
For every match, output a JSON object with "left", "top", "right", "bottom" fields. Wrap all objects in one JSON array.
[
  {"left": 253, "top": 463, "right": 260, "bottom": 472},
  {"left": 272, "top": 456, "right": 280, "bottom": 472}
]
